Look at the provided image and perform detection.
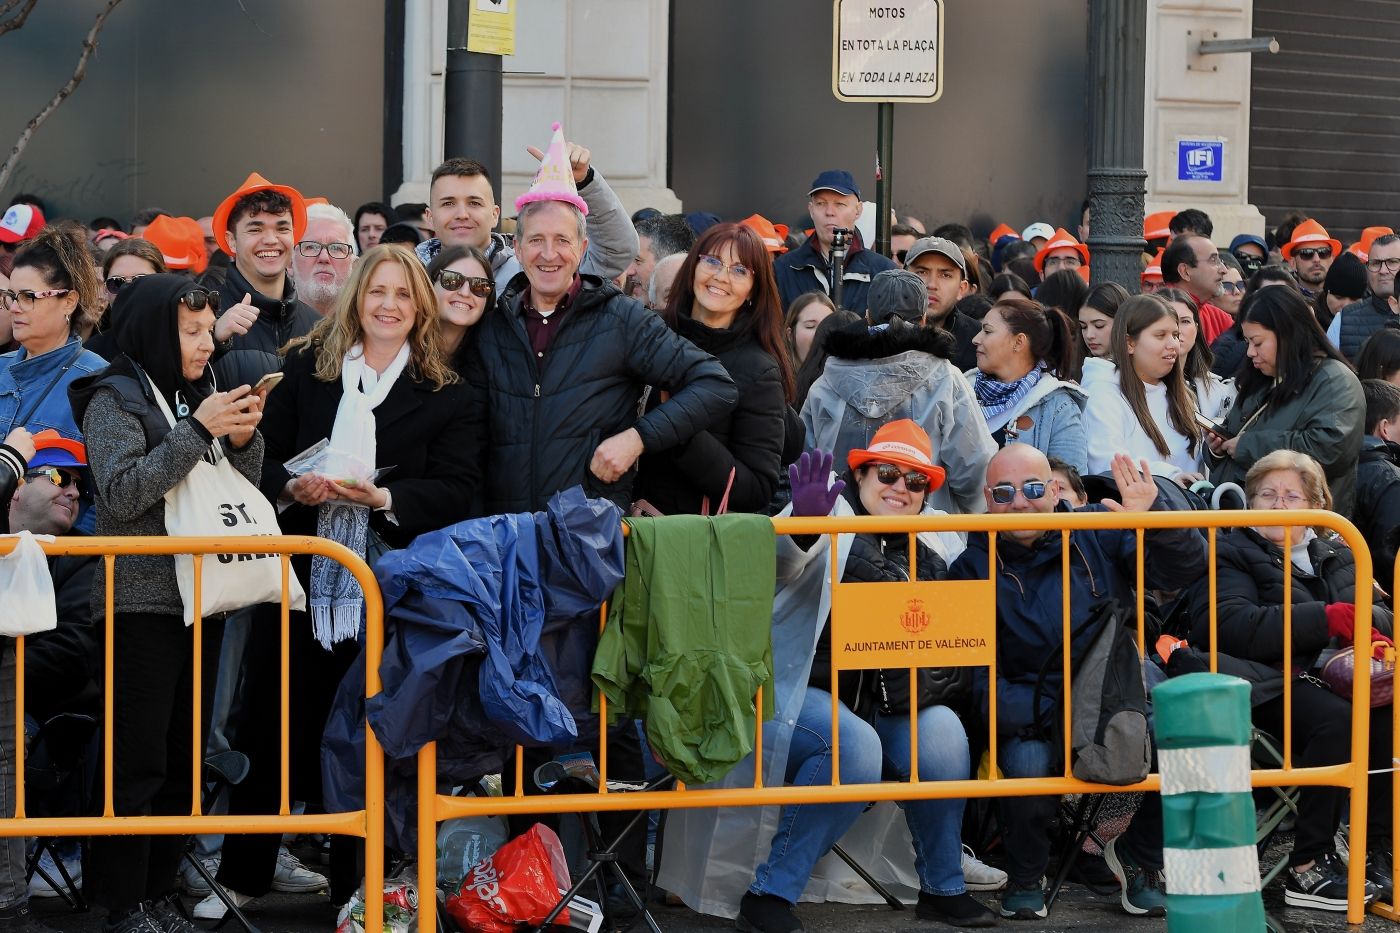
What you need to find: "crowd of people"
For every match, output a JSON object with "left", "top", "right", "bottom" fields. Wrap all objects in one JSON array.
[{"left": 0, "top": 132, "right": 1397, "bottom": 933}]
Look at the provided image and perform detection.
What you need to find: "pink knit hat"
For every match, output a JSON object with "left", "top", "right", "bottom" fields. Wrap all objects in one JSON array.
[{"left": 514, "top": 122, "right": 589, "bottom": 216}]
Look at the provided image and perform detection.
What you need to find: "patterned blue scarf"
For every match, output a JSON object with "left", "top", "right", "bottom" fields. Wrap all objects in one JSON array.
[{"left": 974, "top": 367, "right": 1043, "bottom": 422}]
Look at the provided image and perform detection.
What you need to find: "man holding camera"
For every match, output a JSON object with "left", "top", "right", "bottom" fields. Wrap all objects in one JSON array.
[{"left": 774, "top": 170, "right": 895, "bottom": 315}]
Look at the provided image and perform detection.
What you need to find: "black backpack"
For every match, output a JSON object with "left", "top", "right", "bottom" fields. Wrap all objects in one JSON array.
[{"left": 1031, "top": 598, "right": 1151, "bottom": 785}]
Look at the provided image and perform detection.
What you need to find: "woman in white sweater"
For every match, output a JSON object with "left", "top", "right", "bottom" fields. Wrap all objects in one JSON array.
[{"left": 1084, "top": 294, "right": 1204, "bottom": 481}]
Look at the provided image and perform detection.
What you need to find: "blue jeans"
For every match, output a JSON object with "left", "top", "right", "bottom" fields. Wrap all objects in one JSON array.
[{"left": 751, "top": 687, "right": 970, "bottom": 902}]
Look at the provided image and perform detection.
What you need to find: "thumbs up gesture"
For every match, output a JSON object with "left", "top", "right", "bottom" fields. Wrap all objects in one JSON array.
[{"left": 214, "top": 292, "right": 260, "bottom": 344}]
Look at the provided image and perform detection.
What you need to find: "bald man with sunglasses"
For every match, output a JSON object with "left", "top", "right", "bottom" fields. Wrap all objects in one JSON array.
[{"left": 947, "top": 445, "right": 1206, "bottom": 920}]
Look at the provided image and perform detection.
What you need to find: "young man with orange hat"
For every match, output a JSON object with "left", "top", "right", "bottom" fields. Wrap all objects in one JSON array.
[
  {"left": 1032, "top": 228, "right": 1090, "bottom": 284},
  {"left": 208, "top": 172, "right": 318, "bottom": 391},
  {"left": 1140, "top": 249, "right": 1165, "bottom": 293},
  {"left": 1327, "top": 232, "right": 1400, "bottom": 360},
  {"left": 1282, "top": 218, "right": 1341, "bottom": 297}
]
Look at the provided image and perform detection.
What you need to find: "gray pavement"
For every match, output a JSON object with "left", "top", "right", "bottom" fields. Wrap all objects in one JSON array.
[{"left": 27, "top": 878, "right": 1400, "bottom": 933}]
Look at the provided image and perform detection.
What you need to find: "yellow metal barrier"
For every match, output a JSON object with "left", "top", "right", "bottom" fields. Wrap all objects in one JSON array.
[
  {"left": 0, "top": 535, "right": 386, "bottom": 932},
  {"left": 412, "top": 508, "right": 1380, "bottom": 929}
]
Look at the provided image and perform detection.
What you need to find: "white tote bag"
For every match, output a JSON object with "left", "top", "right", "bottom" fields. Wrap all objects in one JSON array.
[
  {"left": 0, "top": 531, "right": 57, "bottom": 637},
  {"left": 146, "top": 377, "right": 306, "bottom": 625}
]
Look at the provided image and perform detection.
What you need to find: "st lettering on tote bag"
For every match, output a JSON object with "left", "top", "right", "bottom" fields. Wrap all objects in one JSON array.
[{"left": 147, "top": 376, "right": 306, "bottom": 625}]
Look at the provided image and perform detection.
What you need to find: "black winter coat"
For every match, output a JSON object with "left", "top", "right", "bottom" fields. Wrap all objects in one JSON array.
[
  {"left": 1357, "top": 436, "right": 1400, "bottom": 590},
  {"left": 807, "top": 482, "right": 970, "bottom": 717},
  {"left": 257, "top": 345, "right": 482, "bottom": 548},
  {"left": 632, "top": 313, "right": 786, "bottom": 514},
  {"left": 1186, "top": 526, "right": 1392, "bottom": 669},
  {"left": 469, "top": 273, "right": 737, "bottom": 515},
  {"left": 773, "top": 234, "right": 896, "bottom": 316},
  {"left": 212, "top": 263, "right": 319, "bottom": 390},
  {"left": 25, "top": 551, "right": 100, "bottom": 722}
]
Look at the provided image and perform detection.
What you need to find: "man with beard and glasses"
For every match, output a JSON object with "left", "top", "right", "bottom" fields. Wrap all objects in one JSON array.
[{"left": 289, "top": 203, "right": 358, "bottom": 318}]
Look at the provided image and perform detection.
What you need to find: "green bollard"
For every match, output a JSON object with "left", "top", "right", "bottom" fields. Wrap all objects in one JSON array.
[{"left": 1153, "top": 672, "right": 1266, "bottom": 932}]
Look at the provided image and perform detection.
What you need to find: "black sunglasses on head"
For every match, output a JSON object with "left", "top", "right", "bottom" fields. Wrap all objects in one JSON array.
[{"left": 180, "top": 288, "right": 221, "bottom": 313}]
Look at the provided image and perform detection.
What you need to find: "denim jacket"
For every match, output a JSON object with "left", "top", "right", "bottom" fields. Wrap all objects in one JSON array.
[{"left": 0, "top": 335, "right": 109, "bottom": 440}]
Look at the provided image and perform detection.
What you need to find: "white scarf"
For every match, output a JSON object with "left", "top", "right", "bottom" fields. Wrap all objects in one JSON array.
[{"left": 310, "top": 342, "right": 410, "bottom": 649}]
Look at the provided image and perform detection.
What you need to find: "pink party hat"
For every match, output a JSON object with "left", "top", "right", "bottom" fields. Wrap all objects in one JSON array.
[{"left": 514, "top": 122, "right": 590, "bottom": 216}]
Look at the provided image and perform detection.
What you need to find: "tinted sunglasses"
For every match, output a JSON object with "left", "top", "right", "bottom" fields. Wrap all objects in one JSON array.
[
  {"left": 1293, "top": 246, "right": 1332, "bottom": 261},
  {"left": 1220, "top": 281, "right": 1244, "bottom": 295},
  {"left": 25, "top": 467, "right": 80, "bottom": 490},
  {"left": 105, "top": 273, "right": 149, "bottom": 295},
  {"left": 873, "top": 463, "right": 931, "bottom": 493},
  {"left": 180, "top": 288, "right": 221, "bottom": 312},
  {"left": 989, "top": 481, "right": 1048, "bottom": 504},
  {"left": 435, "top": 270, "right": 493, "bottom": 297},
  {"left": 1232, "top": 251, "right": 1265, "bottom": 274}
]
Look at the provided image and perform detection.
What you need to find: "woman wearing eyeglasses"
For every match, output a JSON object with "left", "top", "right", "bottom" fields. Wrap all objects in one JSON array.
[
  {"left": 207, "top": 244, "right": 481, "bottom": 911},
  {"left": 0, "top": 222, "right": 108, "bottom": 444},
  {"left": 1207, "top": 286, "right": 1364, "bottom": 515},
  {"left": 631, "top": 223, "right": 794, "bottom": 515},
  {"left": 68, "top": 274, "right": 264, "bottom": 932},
  {"left": 86, "top": 237, "right": 167, "bottom": 360},
  {"left": 426, "top": 243, "right": 495, "bottom": 371},
  {"left": 1186, "top": 450, "right": 1394, "bottom": 911},
  {"left": 661, "top": 422, "right": 996, "bottom": 931}
]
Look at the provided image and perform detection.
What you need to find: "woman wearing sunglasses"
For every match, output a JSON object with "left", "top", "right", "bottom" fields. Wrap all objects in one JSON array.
[
  {"left": 0, "top": 222, "right": 108, "bottom": 446},
  {"left": 632, "top": 223, "right": 794, "bottom": 515},
  {"left": 664, "top": 420, "right": 996, "bottom": 931},
  {"left": 86, "top": 236, "right": 168, "bottom": 360},
  {"left": 426, "top": 243, "right": 495, "bottom": 371},
  {"left": 68, "top": 273, "right": 264, "bottom": 933}
]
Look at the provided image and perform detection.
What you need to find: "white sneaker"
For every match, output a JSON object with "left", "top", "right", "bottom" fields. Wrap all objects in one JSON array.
[
  {"left": 192, "top": 888, "right": 255, "bottom": 920},
  {"left": 272, "top": 845, "right": 329, "bottom": 893},
  {"left": 28, "top": 849, "right": 82, "bottom": 898},
  {"left": 179, "top": 854, "right": 220, "bottom": 896},
  {"left": 962, "top": 844, "right": 1008, "bottom": 892}
]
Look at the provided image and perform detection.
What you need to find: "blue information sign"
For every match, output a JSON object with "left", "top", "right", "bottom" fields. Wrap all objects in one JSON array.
[{"left": 1176, "top": 139, "right": 1224, "bottom": 183}]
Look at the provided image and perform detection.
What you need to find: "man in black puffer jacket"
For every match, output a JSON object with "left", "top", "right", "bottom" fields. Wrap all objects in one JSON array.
[
  {"left": 1357, "top": 379, "right": 1400, "bottom": 591},
  {"left": 470, "top": 197, "right": 736, "bottom": 514},
  {"left": 208, "top": 174, "right": 319, "bottom": 390}
]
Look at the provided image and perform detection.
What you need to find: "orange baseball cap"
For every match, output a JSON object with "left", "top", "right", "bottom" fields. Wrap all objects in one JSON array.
[
  {"left": 1033, "top": 228, "right": 1091, "bottom": 277},
  {"left": 739, "top": 214, "right": 790, "bottom": 253},
  {"left": 1282, "top": 219, "right": 1342, "bottom": 260},
  {"left": 847, "top": 419, "right": 946, "bottom": 489},
  {"left": 987, "top": 222, "right": 1018, "bottom": 246},
  {"left": 143, "top": 215, "right": 209, "bottom": 275},
  {"left": 212, "top": 171, "right": 308, "bottom": 257},
  {"left": 1143, "top": 211, "right": 1174, "bottom": 241}
]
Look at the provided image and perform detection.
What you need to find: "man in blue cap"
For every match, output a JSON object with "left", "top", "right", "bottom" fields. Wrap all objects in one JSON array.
[
  {"left": 1229, "top": 233, "right": 1267, "bottom": 277},
  {"left": 773, "top": 170, "right": 895, "bottom": 314}
]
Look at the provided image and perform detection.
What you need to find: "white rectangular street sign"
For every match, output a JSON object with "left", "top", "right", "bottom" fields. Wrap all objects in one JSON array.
[{"left": 832, "top": 0, "right": 944, "bottom": 103}]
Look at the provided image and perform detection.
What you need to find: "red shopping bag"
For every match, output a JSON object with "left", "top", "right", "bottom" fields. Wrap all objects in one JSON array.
[{"left": 445, "top": 823, "right": 572, "bottom": 932}]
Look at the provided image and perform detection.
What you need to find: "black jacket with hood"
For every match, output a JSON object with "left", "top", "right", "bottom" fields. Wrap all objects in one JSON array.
[
  {"left": 632, "top": 312, "right": 786, "bottom": 514},
  {"left": 468, "top": 272, "right": 737, "bottom": 514},
  {"left": 212, "top": 262, "right": 319, "bottom": 390},
  {"left": 1357, "top": 435, "right": 1400, "bottom": 590}
]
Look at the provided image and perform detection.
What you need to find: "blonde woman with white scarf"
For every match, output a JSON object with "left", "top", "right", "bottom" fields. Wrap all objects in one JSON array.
[{"left": 204, "top": 244, "right": 482, "bottom": 915}]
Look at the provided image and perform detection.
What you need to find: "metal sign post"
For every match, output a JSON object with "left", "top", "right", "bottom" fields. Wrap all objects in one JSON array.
[{"left": 832, "top": 0, "right": 943, "bottom": 256}]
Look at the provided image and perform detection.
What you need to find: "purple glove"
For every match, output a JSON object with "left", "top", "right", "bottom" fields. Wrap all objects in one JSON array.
[{"left": 788, "top": 450, "right": 846, "bottom": 517}]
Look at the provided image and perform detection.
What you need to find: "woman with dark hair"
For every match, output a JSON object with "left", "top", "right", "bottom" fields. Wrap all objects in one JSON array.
[
  {"left": 0, "top": 222, "right": 108, "bottom": 441},
  {"left": 1156, "top": 287, "right": 1234, "bottom": 422},
  {"left": 87, "top": 237, "right": 168, "bottom": 360},
  {"left": 968, "top": 297, "right": 1087, "bottom": 470},
  {"left": 1084, "top": 295, "right": 1203, "bottom": 481},
  {"left": 426, "top": 243, "right": 494, "bottom": 370},
  {"left": 792, "top": 306, "right": 860, "bottom": 411},
  {"left": 1357, "top": 327, "right": 1400, "bottom": 385},
  {"left": 1217, "top": 250, "right": 1246, "bottom": 317},
  {"left": 783, "top": 291, "right": 835, "bottom": 367},
  {"left": 1187, "top": 450, "right": 1393, "bottom": 910},
  {"left": 988, "top": 271, "right": 1032, "bottom": 302},
  {"left": 632, "top": 223, "right": 793, "bottom": 514},
  {"left": 68, "top": 275, "right": 264, "bottom": 932},
  {"left": 1210, "top": 264, "right": 1303, "bottom": 377},
  {"left": 1034, "top": 269, "right": 1088, "bottom": 322},
  {"left": 1207, "top": 285, "right": 1364, "bottom": 513},
  {"left": 1076, "top": 281, "right": 1129, "bottom": 379}
]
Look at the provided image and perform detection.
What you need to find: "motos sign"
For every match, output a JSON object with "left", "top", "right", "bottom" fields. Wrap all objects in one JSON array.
[{"left": 832, "top": 0, "right": 944, "bottom": 102}]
